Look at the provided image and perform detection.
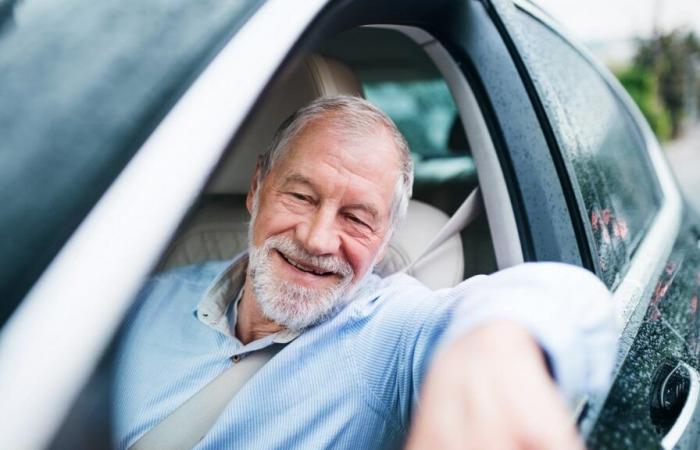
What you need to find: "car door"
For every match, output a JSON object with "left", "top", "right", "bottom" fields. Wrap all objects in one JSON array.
[{"left": 486, "top": 1, "right": 700, "bottom": 448}]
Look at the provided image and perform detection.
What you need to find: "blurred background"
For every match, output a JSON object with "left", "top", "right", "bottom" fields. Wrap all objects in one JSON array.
[{"left": 537, "top": 0, "right": 700, "bottom": 213}]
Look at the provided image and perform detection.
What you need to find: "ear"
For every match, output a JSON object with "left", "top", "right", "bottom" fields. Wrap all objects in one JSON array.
[{"left": 246, "top": 161, "right": 262, "bottom": 214}]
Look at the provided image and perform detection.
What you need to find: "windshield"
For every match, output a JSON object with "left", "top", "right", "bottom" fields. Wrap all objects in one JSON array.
[{"left": 0, "top": 0, "right": 264, "bottom": 326}]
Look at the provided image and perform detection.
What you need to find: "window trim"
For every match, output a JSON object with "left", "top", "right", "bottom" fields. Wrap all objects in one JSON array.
[{"left": 0, "top": 1, "right": 330, "bottom": 448}]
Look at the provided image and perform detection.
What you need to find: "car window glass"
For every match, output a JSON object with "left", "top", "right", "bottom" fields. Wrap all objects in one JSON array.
[
  {"left": 364, "top": 79, "right": 460, "bottom": 159},
  {"left": 364, "top": 78, "right": 476, "bottom": 216},
  {"left": 513, "top": 11, "right": 662, "bottom": 288},
  {"left": 0, "top": 0, "right": 262, "bottom": 326},
  {"left": 356, "top": 57, "right": 493, "bottom": 279}
]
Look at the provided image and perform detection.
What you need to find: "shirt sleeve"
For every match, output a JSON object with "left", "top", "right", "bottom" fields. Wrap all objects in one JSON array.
[{"left": 441, "top": 262, "right": 618, "bottom": 403}]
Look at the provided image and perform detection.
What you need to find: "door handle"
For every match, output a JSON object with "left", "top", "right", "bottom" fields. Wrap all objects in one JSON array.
[{"left": 650, "top": 361, "right": 700, "bottom": 449}]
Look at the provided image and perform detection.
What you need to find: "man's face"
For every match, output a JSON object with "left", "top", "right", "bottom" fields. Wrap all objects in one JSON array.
[{"left": 246, "top": 118, "right": 400, "bottom": 330}]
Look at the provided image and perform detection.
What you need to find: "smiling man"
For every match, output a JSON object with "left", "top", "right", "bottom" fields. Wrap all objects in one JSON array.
[
  {"left": 114, "top": 96, "right": 616, "bottom": 450},
  {"left": 239, "top": 101, "right": 406, "bottom": 341}
]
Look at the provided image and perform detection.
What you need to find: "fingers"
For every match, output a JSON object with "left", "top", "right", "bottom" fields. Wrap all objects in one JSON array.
[{"left": 406, "top": 321, "right": 586, "bottom": 450}]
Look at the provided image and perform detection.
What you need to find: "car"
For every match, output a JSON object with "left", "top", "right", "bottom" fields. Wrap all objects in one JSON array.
[{"left": 1, "top": 0, "right": 700, "bottom": 448}]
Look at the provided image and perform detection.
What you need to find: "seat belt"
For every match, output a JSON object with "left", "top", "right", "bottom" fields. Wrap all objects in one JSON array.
[
  {"left": 403, "top": 186, "right": 483, "bottom": 273},
  {"left": 129, "top": 345, "right": 282, "bottom": 450}
]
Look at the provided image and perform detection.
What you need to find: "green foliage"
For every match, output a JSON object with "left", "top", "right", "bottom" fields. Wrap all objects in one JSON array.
[
  {"left": 615, "top": 65, "right": 672, "bottom": 141},
  {"left": 633, "top": 30, "right": 700, "bottom": 137}
]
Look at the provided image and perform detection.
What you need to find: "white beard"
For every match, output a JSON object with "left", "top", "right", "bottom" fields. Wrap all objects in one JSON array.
[{"left": 247, "top": 234, "right": 355, "bottom": 331}]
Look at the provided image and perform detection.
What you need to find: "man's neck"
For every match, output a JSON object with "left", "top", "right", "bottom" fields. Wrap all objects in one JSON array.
[{"left": 234, "top": 277, "right": 284, "bottom": 344}]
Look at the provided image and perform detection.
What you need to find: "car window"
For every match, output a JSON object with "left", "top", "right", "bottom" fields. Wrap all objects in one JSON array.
[
  {"left": 0, "top": 0, "right": 262, "bottom": 326},
  {"left": 46, "top": 24, "right": 499, "bottom": 449},
  {"left": 364, "top": 78, "right": 476, "bottom": 216},
  {"left": 513, "top": 10, "right": 663, "bottom": 288},
  {"left": 364, "top": 79, "right": 461, "bottom": 159},
  {"left": 341, "top": 32, "right": 493, "bottom": 277}
]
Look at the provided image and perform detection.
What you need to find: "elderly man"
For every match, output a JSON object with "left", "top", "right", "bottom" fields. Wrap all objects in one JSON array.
[{"left": 114, "top": 96, "right": 616, "bottom": 450}]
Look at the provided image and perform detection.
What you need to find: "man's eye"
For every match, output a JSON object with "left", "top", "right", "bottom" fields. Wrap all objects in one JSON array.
[
  {"left": 345, "top": 214, "right": 369, "bottom": 229},
  {"left": 289, "top": 192, "right": 310, "bottom": 202}
]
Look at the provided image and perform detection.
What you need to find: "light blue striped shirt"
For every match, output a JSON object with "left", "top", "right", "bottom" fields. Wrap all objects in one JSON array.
[{"left": 113, "top": 254, "right": 616, "bottom": 450}]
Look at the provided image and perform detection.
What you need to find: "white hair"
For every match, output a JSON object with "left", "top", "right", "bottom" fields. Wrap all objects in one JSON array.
[{"left": 257, "top": 95, "right": 413, "bottom": 232}]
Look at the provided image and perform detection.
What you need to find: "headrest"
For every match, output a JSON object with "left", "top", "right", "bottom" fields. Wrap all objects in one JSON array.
[
  {"left": 375, "top": 200, "right": 463, "bottom": 289},
  {"left": 207, "top": 54, "right": 364, "bottom": 195}
]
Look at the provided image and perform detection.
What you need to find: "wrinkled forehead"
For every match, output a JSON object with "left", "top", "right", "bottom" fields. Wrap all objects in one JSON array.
[
  {"left": 301, "top": 112, "right": 378, "bottom": 141},
  {"left": 273, "top": 119, "right": 401, "bottom": 217},
  {"left": 284, "top": 114, "right": 401, "bottom": 169}
]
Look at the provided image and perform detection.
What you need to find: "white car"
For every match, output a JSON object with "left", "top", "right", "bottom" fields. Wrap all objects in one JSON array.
[{"left": 1, "top": 0, "right": 699, "bottom": 449}]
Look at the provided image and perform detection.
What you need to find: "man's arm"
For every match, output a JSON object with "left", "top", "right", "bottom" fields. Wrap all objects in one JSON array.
[{"left": 407, "top": 262, "right": 617, "bottom": 449}]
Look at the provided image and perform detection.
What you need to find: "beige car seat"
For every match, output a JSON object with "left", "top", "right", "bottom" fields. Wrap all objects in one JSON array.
[{"left": 160, "top": 54, "right": 464, "bottom": 289}]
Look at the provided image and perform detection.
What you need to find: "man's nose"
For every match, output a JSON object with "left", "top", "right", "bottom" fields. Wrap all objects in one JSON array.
[{"left": 297, "top": 207, "right": 341, "bottom": 256}]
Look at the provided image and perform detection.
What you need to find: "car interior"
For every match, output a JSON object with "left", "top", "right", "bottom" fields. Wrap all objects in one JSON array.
[
  {"left": 48, "top": 22, "right": 526, "bottom": 450},
  {"left": 157, "top": 26, "right": 510, "bottom": 287}
]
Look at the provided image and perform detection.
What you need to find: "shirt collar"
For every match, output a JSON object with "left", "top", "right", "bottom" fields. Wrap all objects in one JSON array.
[{"left": 194, "top": 253, "right": 300, "bottom": 344}]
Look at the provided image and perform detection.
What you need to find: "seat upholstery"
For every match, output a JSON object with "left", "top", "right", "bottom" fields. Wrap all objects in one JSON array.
[
  {"left": 160, "top": 196, "right": 250, "bottom": 271},
  {"left": 160, "top": 54, "right": 464, "bottom": 289},
  {"left": 207, "top": 55, "right": 364, "bottom": 195},
  {"left": 375, "top": 200, "right": 463, "bottom": 289}
]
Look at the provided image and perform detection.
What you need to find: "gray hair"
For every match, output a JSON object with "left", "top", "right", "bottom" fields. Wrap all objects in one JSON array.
[{"left": 257, "top": 95, "right": 414, "bottom": 232}]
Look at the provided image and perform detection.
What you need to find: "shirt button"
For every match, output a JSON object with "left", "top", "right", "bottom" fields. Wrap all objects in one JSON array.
[{"left": 232, "top": 355, "right": 241, "bottom": 363}]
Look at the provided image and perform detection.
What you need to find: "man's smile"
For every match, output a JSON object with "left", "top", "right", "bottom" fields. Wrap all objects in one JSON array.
[{"left": 275, "top": 249, "right": 336, "bottom": 277}]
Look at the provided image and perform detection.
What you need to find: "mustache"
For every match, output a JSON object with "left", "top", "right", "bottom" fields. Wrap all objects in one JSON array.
[{"left": 263, "top": 235, "right": 353, "bottom": 278}]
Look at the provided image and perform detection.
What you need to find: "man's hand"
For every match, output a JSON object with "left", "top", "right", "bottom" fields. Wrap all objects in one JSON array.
[{"left": 406, "top": 320, "right": 584, "bottom": 450}]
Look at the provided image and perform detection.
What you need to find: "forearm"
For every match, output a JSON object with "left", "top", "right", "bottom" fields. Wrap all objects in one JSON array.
[{"left": 440, "top": 262, "right": 618, "bottom": 402}]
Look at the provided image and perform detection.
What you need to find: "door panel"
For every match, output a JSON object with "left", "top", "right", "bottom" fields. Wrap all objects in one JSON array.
[{"left": 588, "top": 224, "right": 700, "bottom": 449}]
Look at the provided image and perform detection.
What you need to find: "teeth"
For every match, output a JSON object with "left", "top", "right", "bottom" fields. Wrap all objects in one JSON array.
[{"left": 282, "top": 253, "right": 328, "bottom": 276}]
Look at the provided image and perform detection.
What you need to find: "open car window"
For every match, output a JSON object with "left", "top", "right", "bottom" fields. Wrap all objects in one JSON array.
[{"left": 46, "top": 22, "right": 506, "bottom": 449}]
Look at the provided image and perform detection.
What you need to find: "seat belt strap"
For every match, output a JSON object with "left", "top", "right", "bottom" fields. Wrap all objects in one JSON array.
[
  {"left": 129, "top": 345, "right": 282, "bottom": 450},
  {"left": 403, "top": 186, "right": 483, "bottom": 273}
]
